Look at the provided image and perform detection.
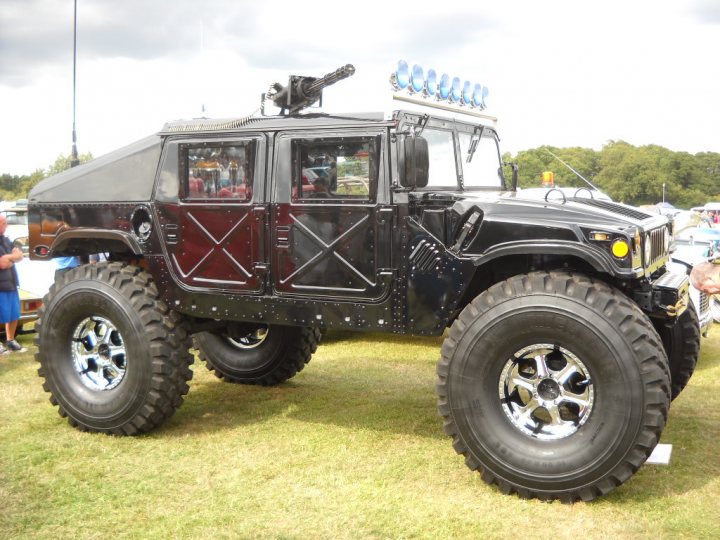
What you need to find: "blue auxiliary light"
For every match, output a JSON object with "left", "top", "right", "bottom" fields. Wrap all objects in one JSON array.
[
  {"left": 439, "top": 73, "right": 451, "bottom": 99},
  {"left": 479, "top": 86, "right": 489, "bottom": 109},
  {"left": 392, "top": 60, "right": 410, "bottom": 90},
  {"left": 472, "top": 83, "right": 483, "bottom": 108},
  {"left": 450, "top": 77, "right": 462, "bottom": 103},
  {"left": 426, "top": 68, "right": 437, "bottom": 97},
  {"left": 462, "top": 80, "right": 473, "bottom": 106},
  {"left": 410, "top": 64, "right": 424, "bottom": 93},
  {"left": 390, "top": 60, "right": 490, "bottom": 111}
]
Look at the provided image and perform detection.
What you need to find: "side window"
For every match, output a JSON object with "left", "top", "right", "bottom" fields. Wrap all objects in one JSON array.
[
  {"left": 291, "top": 137, "right": 378, "bottom": 202},
  {"left": 182, "top": 141, "right": 255, "bottom": 201}
]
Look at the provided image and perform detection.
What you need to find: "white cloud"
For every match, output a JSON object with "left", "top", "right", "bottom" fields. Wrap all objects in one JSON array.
[{"left": 0, "top": 0, "right": 719, "bottom": 175}]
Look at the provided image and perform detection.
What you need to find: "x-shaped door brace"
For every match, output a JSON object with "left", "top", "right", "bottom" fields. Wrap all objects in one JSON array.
[
  {"left": 171, "top": 212, "right": 252, "bottom": 285},
  {"left": 280, "top": 212, "right": 376, "bottom": 289}
]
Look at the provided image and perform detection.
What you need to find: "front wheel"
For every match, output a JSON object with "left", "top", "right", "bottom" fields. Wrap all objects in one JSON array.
[
  {"left": 36, "top": 263, "right": 194, "bottom": 435},
  {"left": 654, "top": 304, "right": 700, "bottom": 400},
  {"left": 437, "top": 272, "right": 671, "bottom": 502}
]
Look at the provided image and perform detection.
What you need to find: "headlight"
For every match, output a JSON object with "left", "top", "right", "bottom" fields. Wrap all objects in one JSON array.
[
  {"left": 611, "top": 238, "right": 630, "bottom": 259},
  {"left": 644, "top": 233, "right": 653, "bottom": 265}
]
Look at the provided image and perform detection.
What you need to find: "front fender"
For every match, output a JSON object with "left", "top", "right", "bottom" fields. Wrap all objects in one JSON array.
[{"left": 470, "top": 240, "right": 636, "bottom": 278}]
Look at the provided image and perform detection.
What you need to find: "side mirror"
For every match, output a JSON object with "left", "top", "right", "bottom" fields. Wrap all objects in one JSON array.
[
  {"left": 401, "top": 136, "right": 429, "bottom": 188},
  {"left": 503, "top": 161, "right": 519, "bottom": 191}
]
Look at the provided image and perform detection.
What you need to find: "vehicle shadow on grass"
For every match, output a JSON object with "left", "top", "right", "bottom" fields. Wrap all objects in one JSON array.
[
  {"left": 166, "top": 332, "right": 446, "bottom": 442},
  {"left": 606, "top": 401, "right": 720, "bottom": 504},
  {"left": 165, "top": 331, "right": 720, "bottom": 504},
  {"left": 172, "top": 370, "right": 445, "bottom": 441}
]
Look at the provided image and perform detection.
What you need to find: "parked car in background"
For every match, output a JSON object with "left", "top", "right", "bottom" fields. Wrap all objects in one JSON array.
[
  {"left": 2, "top": 233, "right": 55, "bottom": 334},
  {"left": 1, "top": 203, "right": 29, "bottom": 242},
  {"left": 669, "top": 227, "right": 719, "bottom": 336},
  {"left": 656, "top": 202, "right": 682, "bottom": 218},
  {"left": 0, "top": 204, "right": 47, "bottom": 333}
]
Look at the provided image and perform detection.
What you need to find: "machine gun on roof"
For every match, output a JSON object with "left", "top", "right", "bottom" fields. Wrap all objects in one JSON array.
[{"left": 265, "top": 64, "right": 356, "bottom": 115}]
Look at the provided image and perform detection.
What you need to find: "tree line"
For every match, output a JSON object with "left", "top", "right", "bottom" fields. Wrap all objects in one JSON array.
[
  {"left": 2, "top": 141, "right": 719, "bottom": 209},
  {"left": 503, "top": 141, "right": 720, "bottom": 208},
  {"left": 0, "top": 152, "right": 93, "bottom": 202}
]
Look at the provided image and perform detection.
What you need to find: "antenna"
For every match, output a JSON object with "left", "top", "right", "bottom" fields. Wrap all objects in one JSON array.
[
  {"left": 545, "top": 149, "right": 600, "bottom": 191},
  {"left": 70, "top": 0, "right": 79, "bottom": 168}
]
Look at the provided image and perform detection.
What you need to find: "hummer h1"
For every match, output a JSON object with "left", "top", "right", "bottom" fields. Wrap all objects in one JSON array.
[{"left": 28, "top": 61, "right": 697, "bottom": 502}]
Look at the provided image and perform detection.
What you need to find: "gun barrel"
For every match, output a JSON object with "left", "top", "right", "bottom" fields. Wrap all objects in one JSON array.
[
  {"left": 305, "top": 64, "right": 356, "bottom": 96},
  {"left": 269, "top": 64, "right": 356, "bottom": 113}
]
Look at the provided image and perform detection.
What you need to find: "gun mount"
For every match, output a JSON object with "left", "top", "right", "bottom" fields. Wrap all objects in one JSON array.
[{"left": 267, "top": 64, "right": 355, "bottom": 115}]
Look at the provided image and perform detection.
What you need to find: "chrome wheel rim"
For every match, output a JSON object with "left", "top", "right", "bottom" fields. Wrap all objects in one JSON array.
[
  {"left": 227, "top": 325, "right": 269, "bottom": 349},
  {"left": 71, "top": 316, "right": 127, "bottom": 391},
  {"left": 499, "top": 344, "right": 594, "bottom": 440}
]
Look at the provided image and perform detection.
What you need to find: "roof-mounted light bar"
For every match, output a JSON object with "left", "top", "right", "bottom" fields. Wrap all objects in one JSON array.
[{"left": 390, "top": 59, "right": 489, "bottom": 110}]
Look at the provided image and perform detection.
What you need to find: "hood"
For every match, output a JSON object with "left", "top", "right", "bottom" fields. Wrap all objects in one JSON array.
[{"left": 448, "top": 190, "right": 670, "bottom": 231}]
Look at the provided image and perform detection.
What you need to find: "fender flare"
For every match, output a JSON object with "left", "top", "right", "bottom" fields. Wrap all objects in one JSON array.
[
  {"left": 469, "top": 241, "right": 629, "bottom": 277},
  {"left": 50, "top": 229, "right": 143, "bottom": 256}
]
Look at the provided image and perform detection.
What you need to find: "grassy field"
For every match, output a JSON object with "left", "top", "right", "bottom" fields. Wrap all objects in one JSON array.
[{"left": 1, "top": 328, "right": 719, "bottom": 539}]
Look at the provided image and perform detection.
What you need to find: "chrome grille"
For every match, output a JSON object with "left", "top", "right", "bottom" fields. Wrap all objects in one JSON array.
[
  {"left": 647, "top": 227, "right": 668, "bottom": 267},
  {"left": 699, "top": 291, "right": 710, "bottom": 315}
]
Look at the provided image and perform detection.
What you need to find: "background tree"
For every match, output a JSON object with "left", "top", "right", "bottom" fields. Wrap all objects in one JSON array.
[
  {"left": 506, "top": 142, "right": 719, "bottom": 208},
  {"left": 0, "top": 151, "right": 92, "bottom": 202}
]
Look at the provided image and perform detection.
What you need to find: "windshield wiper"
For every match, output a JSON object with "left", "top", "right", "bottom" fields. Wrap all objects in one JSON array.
[{"left": 466, "top": 125, "right": 485, "bottom": 163}]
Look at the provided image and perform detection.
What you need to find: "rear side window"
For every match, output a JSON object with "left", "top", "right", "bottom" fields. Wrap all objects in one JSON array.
[
  {"left": 290, "top": 137, "right": 379, "bottom": 202},
  {"left": 182, "top": 141, "right": 256, "bottom": 201}
]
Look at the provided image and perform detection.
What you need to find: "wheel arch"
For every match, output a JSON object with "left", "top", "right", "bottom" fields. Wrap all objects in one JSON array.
[
  {"left": 453, "top": 248, "right": 612, "bottom": 323},
  {"left": 49, "top": 229, "right": 143, "bottom": 258}
]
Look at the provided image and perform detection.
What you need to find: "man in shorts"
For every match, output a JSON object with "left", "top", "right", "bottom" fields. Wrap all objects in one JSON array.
[{"left": 0, "top": 214, "right": 27, "bottom": 354}]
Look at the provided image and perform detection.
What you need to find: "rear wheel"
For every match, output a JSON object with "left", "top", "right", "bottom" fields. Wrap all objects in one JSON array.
[
  {"left": 35, "top": 263, "right": 194, "bottom": 435},
  {"left": 194, "top": 323, "right": 320, "bottom": 385},
  {"left": 436, "top": 272, "right": 670, "bottom": 502}
]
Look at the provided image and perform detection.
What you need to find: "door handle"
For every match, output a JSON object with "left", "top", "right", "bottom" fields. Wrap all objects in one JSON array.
[{"left": 276, "top": 226, "right": 290, "bottom": 248}]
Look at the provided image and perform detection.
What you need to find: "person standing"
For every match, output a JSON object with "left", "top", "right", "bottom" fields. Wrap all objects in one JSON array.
[{"left": 0, "top": 214, "right": 27, "bottom": 354}]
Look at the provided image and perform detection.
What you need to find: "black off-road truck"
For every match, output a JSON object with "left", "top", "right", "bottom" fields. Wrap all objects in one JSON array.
[{"left": 28, "top": 64, "right": 697, "bottom": 502}]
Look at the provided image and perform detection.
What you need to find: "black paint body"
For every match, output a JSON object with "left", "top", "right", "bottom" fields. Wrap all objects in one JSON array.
[{"left": 28, "top": 110, "right": 682, "bottom": 336}]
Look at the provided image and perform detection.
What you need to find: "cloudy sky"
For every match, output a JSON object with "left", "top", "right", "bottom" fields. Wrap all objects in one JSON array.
[{"left": 0, "top": 0, "right": 718, "bottom": 175}]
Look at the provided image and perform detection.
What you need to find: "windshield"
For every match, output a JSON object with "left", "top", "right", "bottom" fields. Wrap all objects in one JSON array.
[
  {"left": 411, "top": 119, "right": 503, "bottom": 190},
  {"left": 423, "top": 128, "right": 457, "bottom": 188},
  {"left": 459, "top": 132, "right": 503, "bottom": 188}
]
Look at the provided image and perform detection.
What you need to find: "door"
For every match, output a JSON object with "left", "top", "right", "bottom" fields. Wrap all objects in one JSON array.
[
  {"left": 163, "top": 137, "right": 266, "bottom": 293},
  {"left": 270, "top": 131, "right": 392, "bottom": 300}
]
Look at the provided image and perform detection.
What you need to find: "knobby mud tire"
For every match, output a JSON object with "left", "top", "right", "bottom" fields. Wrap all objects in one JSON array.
[
  {"left": 436, "top": 271, "right": 671, "bottom": 502},
  {"left": 194, "top": 325, "right": 321, "bottom": 386},
  {"left": 35, "top": 262, "right": 194, "bottom": 435},
  {"left": 654, "top": 304, "right": 700, "bottom": 401}
]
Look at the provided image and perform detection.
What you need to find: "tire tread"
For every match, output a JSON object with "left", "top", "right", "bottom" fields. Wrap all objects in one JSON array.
[{"left": 436, "top": 271, "right": 670, "bottom": 502}]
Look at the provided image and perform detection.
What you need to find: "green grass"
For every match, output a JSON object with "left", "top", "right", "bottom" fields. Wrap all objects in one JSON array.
[{"left": 1, "top": 329, "right": 719, "bottom": 539}]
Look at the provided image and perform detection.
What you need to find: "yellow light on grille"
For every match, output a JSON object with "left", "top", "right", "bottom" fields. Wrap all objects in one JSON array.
[{"left": 612, "top": 239, "right": 630, "bottom": 258}]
